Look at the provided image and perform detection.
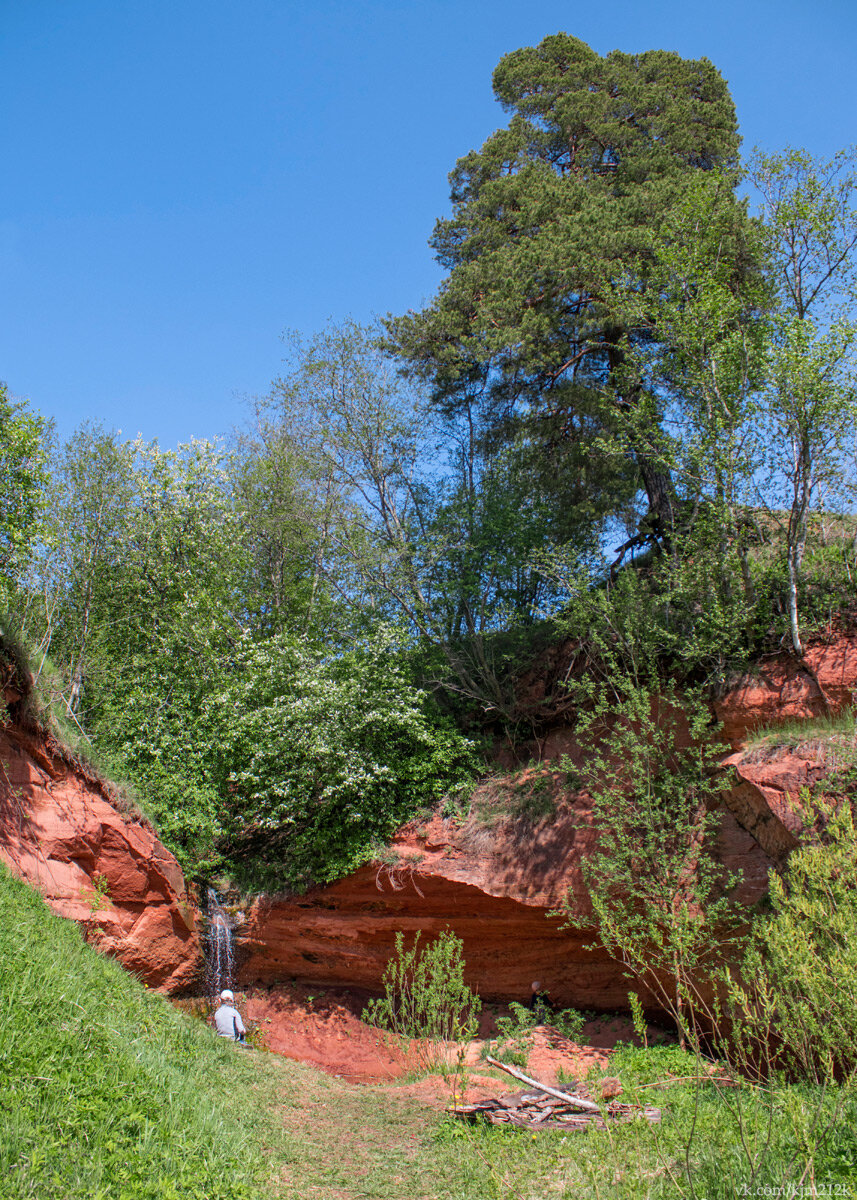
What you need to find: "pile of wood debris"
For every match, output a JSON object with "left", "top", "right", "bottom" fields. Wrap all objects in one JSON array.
[{"left": 451, "top": 1057, "right": 661, "bottom": 1132}]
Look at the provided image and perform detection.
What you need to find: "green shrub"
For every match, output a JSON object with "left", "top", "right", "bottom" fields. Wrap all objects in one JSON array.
[
  {"left": 91, "top": 660, "right": 227, "bottom": 878},
  {"left": 362, "top": 930, "right": 481, "bottom": 1072},
  {"left": 564, "top": 674, "right": 742, "bottom": 1048},
  {"left": 726, "top": 795, "right": 857, "bottom": 1084},
  {"left": 480, "top": 1001, "right": 537, "bottom": 1067},
  {"left": 550, "top": 1005, "right": 586, "bottom": 1042},
  {"left": 211, "top": 633, "right": 479, "bottom": 891}
]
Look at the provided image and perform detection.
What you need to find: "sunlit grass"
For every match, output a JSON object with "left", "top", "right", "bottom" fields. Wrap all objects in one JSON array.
[
  {"left": 0, "top": 865, "right": 265, "bottom": 1200},
  {"left": 745, "top": 707, "right": 856, "bottom": 754}
]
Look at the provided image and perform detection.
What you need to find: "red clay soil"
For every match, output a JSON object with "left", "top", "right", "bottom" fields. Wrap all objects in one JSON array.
[
  {"left": 239, "top": 983, "right": 659, "bottom": 1095},
  {"left": 243, "top": 984, "right": 409, "bottom": 1083}
]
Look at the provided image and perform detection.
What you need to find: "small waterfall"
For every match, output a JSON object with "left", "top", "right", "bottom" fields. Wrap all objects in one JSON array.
[{"left": 205, "top": 888, "right": 235, "bottom": 998}]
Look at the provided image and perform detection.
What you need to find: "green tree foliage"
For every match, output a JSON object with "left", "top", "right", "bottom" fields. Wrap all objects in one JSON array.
[
  {"left": 255, "top": 320, "right": 430, "bottom": 638},
  {"left": 606, "top": 171, "right": 766, "bottom": 575},
  {"left": 253, "top": 319, "right": 592, "bottom": 715},
  {"left": 0, "top": 385, "right": 47, "bottom": 603},
  {"left": 387, "top": 33, "right": 747, "bottom": 546},
  {"left": 209, "top": 632, "right": 478, "bottom": 891},
  {"left": 80, "top": 438, "right": 263, "bottom": 874},
  {"left": 19, "top": 432, "right": 255, "bottom": 873},
  {"left": 727, "top": 798, "right": 857, "bottom": 1085},
  {"left": 233, "top": 391, "right": 347, "bottom": 643},
  {"left": 749, "top": 148, "right": 857, "bottom": 656},
  {"left": 30, "top": 424, "right": 135, "bottom": 716},
  {"left": 14, "top": 416, "right": 479, "bottom": 886}
]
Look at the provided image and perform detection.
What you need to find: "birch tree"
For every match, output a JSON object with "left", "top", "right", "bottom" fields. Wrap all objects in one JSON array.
[{"left": 750, "top": 148, "right": 857, "bottom": 656}]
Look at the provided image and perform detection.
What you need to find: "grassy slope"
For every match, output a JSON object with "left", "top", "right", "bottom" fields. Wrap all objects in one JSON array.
[
  {"left": 3, "top": 861, "right": 856, "bottom": 1198},
  {"left": 0, "top": 865, "right": 271, "bottom": 1200}
]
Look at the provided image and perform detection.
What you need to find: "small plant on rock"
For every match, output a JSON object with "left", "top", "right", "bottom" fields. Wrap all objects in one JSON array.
[{"left": 84, "top": 871, "right": 112, "bottom": 912}]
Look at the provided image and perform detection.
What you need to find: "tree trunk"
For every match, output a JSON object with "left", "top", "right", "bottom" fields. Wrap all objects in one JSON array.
[
  {"left": 636, "top": 454, "right": 677, "bottom": 545},
  {"left": 606, "top": 335, "right": 677, "bottom": 543},
  {"left": 786, "top": 547, "right": 803, "bottom": 658},
  {"left": 786, "top": 430, "right": 811, "bottom": 658}
]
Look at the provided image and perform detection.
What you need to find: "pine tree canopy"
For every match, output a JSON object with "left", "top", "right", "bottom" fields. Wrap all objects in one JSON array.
[{"left": 386, "top": 33, "right": 748, "bottom": 541}]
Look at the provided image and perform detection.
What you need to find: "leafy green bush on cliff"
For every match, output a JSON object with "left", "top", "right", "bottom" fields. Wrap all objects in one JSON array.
[{"left": 210, "top": 632, "right": 479, "bottom": 891}]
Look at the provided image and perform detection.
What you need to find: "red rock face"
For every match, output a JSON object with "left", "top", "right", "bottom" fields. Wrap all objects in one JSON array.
[
  {"left": 714, "top": 634, "right": 857, "bottom": 746},
  {"left": 235, "top": 799, "right": 773, "bottom": 1010},
  {"left": 236, "top": 633, "right": 857, "bottom": 1007},
  {"left": 238, "top": 861, "right": 630, "bottom": 1009},
  {"left": 0, "top": 726, "right": 202, "bottom": 992}
]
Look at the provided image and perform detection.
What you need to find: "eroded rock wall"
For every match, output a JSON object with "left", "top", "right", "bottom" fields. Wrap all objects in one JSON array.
[
  {"left": 0, "top": 724, "right": 202, "bottom": 992},
  {"left": 236, "top": 797, "right": 773, "bottom": 1007},
  {"left": 236, "top": 633, "right": 856, "bottom": 1006}
]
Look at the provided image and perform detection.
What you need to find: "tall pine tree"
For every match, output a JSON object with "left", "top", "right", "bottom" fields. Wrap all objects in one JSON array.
[{"left": 388, "top": 34, "right": 749, "bottom": 549}]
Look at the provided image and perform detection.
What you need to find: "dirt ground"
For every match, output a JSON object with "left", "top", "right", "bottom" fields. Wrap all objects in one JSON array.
[{"left": 237, "top": 983, "right": 667, "bottom": 1102}]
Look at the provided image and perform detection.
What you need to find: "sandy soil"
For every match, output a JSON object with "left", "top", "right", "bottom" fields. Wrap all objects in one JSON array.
[{"left": 235, "top": 983, "right": 668, "bottom": 1100}]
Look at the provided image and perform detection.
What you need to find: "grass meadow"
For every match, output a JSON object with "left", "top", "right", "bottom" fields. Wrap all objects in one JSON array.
[{"left": 3, "top": 863, "right": 856, "bottom": 1198}]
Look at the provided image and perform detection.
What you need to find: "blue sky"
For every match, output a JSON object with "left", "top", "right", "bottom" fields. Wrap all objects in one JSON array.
[{"left": 3, "top": 0, "right": 856, "bottom": 446}]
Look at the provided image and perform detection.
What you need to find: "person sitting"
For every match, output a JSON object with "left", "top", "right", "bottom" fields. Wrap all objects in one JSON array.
[{"left": 214, "top": 989, "right": 247, "bottom": 1044}]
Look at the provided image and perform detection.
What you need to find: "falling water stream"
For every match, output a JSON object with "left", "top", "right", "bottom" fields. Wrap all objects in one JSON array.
[{"left": 205, "top": 888, "right": 235, "bottom": 998}]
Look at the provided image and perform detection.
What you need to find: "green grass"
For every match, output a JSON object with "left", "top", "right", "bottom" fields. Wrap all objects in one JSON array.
[
  {"left": 745, "top": 707, "right": 856, "bottom": 754},
  {"left": 0, "top": 864, "right": 267, "bottom": 1200},
  {"left": 4, "top": 862, "right": 856, "bottom": 1198},
  {"left": 267, "top": 1043, "right": 857, "bottom": 1199}
]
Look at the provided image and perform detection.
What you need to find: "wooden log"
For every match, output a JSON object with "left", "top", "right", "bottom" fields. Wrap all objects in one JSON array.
[{"left": 485, "top": 1057, "right": 602, "bottom": 1114}]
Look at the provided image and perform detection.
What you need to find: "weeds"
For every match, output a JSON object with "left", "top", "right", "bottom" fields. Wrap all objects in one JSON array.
[
  {"left": 745, "top": 707, "right": 856, "bottom": 755},
  {"left": 480, "top": 1001, "right": 536, "bottom": 1067},
  {"left": 362, "top": 929, "right": 481, "bottom": 1076},
  {"left": 480, "top": 1001, "right": 587, "bottom": 1068},
  {"left": 467, "top": 767, "right": 561, "bottom": 828},
  {"left": 83, "top": 870, "right": 112, "bottom": 912}
]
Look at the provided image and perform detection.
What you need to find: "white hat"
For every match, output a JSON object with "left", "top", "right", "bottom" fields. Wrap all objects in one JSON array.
[{"left": 220, "top": 989, "right": 234, "bottom": 1002}]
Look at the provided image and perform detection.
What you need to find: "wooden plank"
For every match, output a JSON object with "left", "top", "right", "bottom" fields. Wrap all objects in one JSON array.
[{"left": 485, "top": 1057, "right": 602, "bottom": 1113}]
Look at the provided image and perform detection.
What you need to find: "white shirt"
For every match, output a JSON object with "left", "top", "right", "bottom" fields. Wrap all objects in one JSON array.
[{"left": 214, "top": 1003, "right": 246, "bottom": 1040}]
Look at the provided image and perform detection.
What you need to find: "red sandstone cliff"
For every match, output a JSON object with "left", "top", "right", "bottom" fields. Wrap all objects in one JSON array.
[
  {"left": 236, "top": 800, "right": 769, "bottom": 1008},
  {"left": 3, "top": 631, "right": 854, "bottom": 1008},
  {"left": 713, "top": 632, "right": 857, "bottom": 746},
  {"left": 0, "top": 697, "right": 202, "bottom": 993},
  {"left": 235, "top": 632, "right": 857, "bottom": 1007}
]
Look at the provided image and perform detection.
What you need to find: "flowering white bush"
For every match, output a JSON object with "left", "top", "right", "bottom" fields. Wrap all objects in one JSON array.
[{"left": 210, "top": 632, "right": 478, "bottom": 890}]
